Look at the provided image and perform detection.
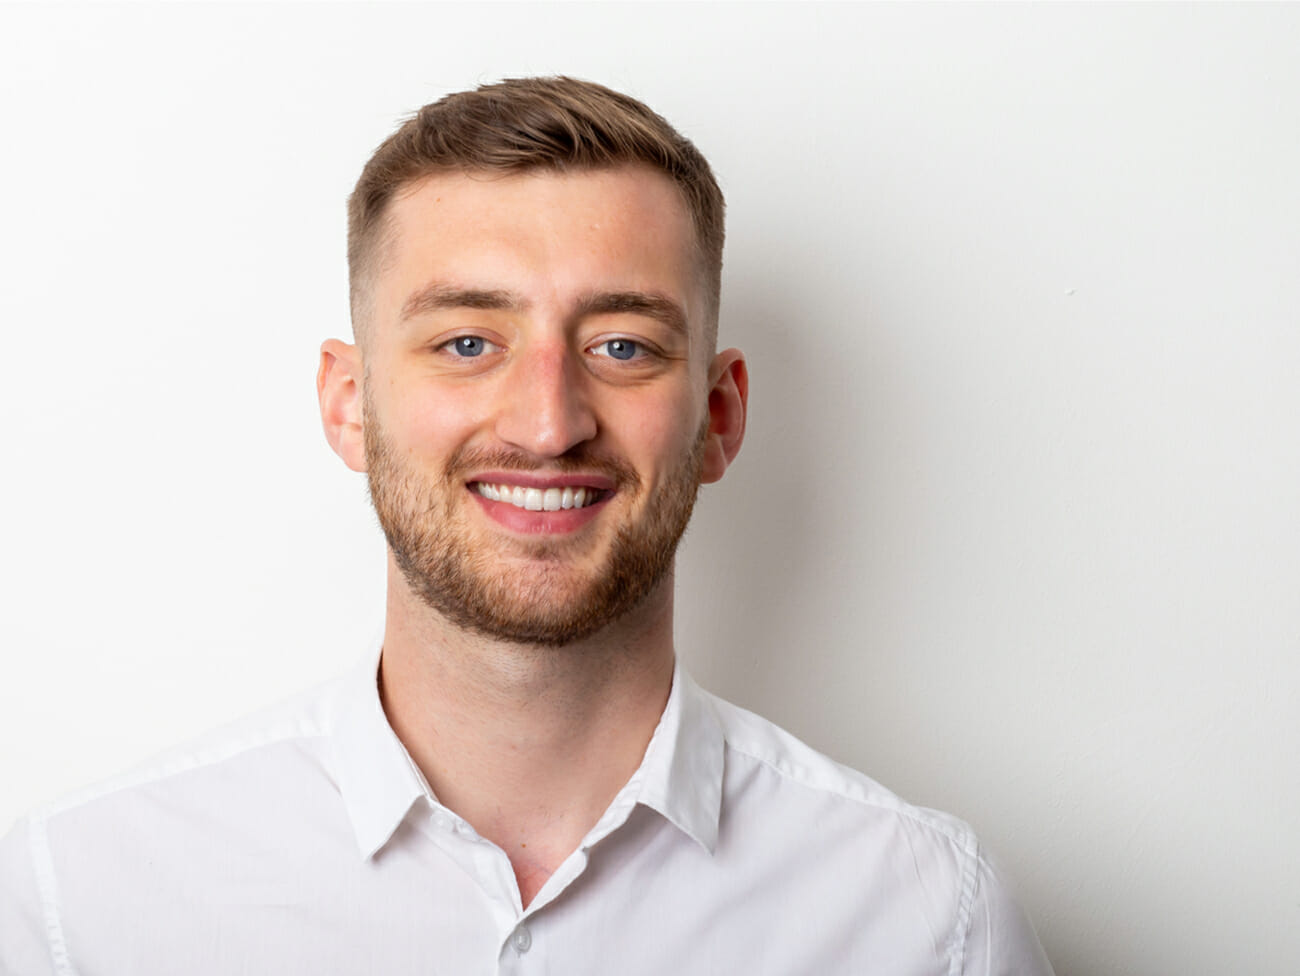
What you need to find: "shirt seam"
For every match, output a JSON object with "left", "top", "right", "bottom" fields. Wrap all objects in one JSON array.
[
  {"left": 39, "top": 716, "right": 328, "bottom": 821},
  {"left": 947, "top": 839, "right": 982, "bottom": 976},
  {"left": 721, "top": 737, "right": 971, "bottom": 848},
  {"left": 28, "top": 815, "right": 75, "bottom": 976},
  {"left": 724, "top": 735, "right": 982, "bottom": 975}
]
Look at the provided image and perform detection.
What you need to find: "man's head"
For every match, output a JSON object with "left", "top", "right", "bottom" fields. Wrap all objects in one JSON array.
[
  {"left": 347, "top": 76, "right": 726, "bottom": 353},
  {"left": 319, "top": 79, "right": 746, "bottom": 647}
]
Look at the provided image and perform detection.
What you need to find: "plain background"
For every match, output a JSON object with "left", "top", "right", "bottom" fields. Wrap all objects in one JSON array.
[{"left": 2, "top": 4, "right": 1297, "bottom": 974}]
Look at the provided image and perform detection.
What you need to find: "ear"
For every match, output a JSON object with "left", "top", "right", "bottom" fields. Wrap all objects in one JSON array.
[
  {"left": 700, "top": 348, "right": 748, "bottom": 484},
  {"left": 317, "top": 338, "right": 367, "bottom": 473}
]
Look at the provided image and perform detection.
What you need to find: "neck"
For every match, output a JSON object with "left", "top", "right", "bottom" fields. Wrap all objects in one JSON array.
[{"left": 378, "top": 558, "right": 676, "bottom": 908}]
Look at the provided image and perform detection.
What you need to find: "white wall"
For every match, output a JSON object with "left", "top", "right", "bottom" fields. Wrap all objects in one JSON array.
[{"left": 2, "top": 5, "right": 1296, "bottom": 974}]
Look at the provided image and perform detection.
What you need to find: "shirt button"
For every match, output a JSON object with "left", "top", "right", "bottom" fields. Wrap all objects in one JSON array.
[
  {"left": 432, "top": 813, "right": 452, "bottom": 831},
  {"left": 511, "top": 925, "right": 532, "bottom": 953}
]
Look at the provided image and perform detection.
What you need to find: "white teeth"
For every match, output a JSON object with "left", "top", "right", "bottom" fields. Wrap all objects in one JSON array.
[{"left": 475, "top": 482, "right": 601, "bottom": 511}]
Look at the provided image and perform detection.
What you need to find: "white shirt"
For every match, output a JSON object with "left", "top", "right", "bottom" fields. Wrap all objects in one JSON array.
[{"left": 1, "top": 656, "right": 1053, "bottom": 975}]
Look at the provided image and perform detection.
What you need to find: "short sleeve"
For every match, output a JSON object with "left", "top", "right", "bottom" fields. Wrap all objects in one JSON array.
[
  {"left": 958, "top": 847, "right": 1055, "bottom": 976},
  {"left": 0, "top": 816, "right": 58, "bottom": 976}
]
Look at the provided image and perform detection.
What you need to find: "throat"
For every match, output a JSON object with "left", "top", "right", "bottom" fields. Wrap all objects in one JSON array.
[{"left": 511, "top": 849, "right": 558, "bottom": 908}]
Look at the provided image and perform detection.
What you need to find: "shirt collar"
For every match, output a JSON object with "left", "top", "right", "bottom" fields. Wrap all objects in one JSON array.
[
  {"left": 630, "top": 665, "right": 725, "bottom": 854},
  {"left": 326, "top": 650, "right": 726, "bottom": 860},
  {"left": 327, "top": 648, "right": 427, "bottom": 860}
]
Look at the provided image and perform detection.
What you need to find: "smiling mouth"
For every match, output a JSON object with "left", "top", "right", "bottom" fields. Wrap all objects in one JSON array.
[{"left": 472, "top": 482, "right": 609, "bottom": 512}]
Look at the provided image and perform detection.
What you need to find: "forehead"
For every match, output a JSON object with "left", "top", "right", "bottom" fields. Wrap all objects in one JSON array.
[{"left": 371, "top": 166, "right": 705, "bottom": 336}]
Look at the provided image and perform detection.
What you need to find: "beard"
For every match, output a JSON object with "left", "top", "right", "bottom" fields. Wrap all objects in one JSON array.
[{"left": 364, "top": 404, "right": 707, "bottom": 647}]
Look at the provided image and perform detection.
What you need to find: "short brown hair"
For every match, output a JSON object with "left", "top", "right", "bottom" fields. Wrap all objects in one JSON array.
[{"left": 347, "top": 76, "right": 725, "bottom": 347}]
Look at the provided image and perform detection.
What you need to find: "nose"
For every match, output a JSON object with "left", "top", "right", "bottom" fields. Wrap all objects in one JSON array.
[{"left": 494, "top": 341, "right": 598, "bottom": 458}]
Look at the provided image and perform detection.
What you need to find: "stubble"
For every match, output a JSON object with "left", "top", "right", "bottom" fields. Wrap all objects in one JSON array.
[{"left": 364, "top": 401, "right": 707, "bottom": 647}]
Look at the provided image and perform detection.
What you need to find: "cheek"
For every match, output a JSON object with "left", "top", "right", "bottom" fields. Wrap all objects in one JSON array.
[
  {"left": 609, "top": 393, "right": 704, "bottom": 470},
  {"left": 384, "top": 386, "right": 490, "bottom": 453}
]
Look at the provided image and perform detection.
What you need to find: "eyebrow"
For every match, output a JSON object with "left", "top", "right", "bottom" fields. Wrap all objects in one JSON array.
[
  {"left": 400, "top": 283, "right": 526, "bottom": 321},
  {"left": 574, "top": 291, "right": 688, "bottom": 338},
  {"left": 399, "top": 281, "right": 689, "bottom": 338}
]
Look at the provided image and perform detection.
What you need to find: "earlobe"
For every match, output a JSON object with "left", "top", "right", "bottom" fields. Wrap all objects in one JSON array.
[
  {"left": 700, "top": 348, "right": 748, "bottom": 485},
  {"left": 317, "top": 339, "right": 367, "bottom": 473}
]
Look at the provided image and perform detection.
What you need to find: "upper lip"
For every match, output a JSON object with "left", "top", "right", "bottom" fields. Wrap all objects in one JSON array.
[{"left": 467, "top": 471, "right": 618, "bottom": 491}]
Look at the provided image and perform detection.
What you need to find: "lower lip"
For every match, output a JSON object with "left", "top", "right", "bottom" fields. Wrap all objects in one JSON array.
[{"left": 469, "top": 488, "right": 609, "bottom": 535}]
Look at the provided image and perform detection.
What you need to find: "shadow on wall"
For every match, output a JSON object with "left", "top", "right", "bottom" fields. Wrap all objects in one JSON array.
[
  {"left": 675, "top": 255, "right": 889, "bottom": 740},
  {"left": 674, "top": 263, "right": 1077, "bottom": 974}
]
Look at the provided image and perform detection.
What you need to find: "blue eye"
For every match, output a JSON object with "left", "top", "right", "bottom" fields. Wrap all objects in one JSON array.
[
  {"left": 602, "top": 339, "right": 638, "bottom": 361},
  {"left": 451, "top": 336, "right": 486, "bottom": 357}
]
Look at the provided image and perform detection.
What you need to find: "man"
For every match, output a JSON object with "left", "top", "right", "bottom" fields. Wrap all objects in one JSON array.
[{"left": 1, "top": 77, "right": 1053, "bottom": 974}]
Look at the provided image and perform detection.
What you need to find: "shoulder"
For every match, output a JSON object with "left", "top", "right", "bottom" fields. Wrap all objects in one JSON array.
[
  {"left": 0, "top": 815, "right": 56, "bottom": 975},
  {"left": 705, "top": 688, "right": 975, "bottom": 851},
  {"left": 0, "top": 675, "right": 359, "bottom": 972},
  {"left": 0, "top": 680, "right": 351, "bottom": 976},
  {"left": 18, "top": 673, "right": 352, "bottom": 878},
  {"left": 698, "top": 689, "right": 1054, "bottom": 974},
  {"left": 38, "top": 675, "right": 343, "bottom": 823}
]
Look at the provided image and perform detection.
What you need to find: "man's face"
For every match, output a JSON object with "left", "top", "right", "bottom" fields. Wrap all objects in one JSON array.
[{"left": 356, "top": 167, "right": 721, "bottom": 646}]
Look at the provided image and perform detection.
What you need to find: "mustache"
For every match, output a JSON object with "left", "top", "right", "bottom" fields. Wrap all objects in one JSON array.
[{"left": 445, "top": 444, "right": 641, "bottom": 489}]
